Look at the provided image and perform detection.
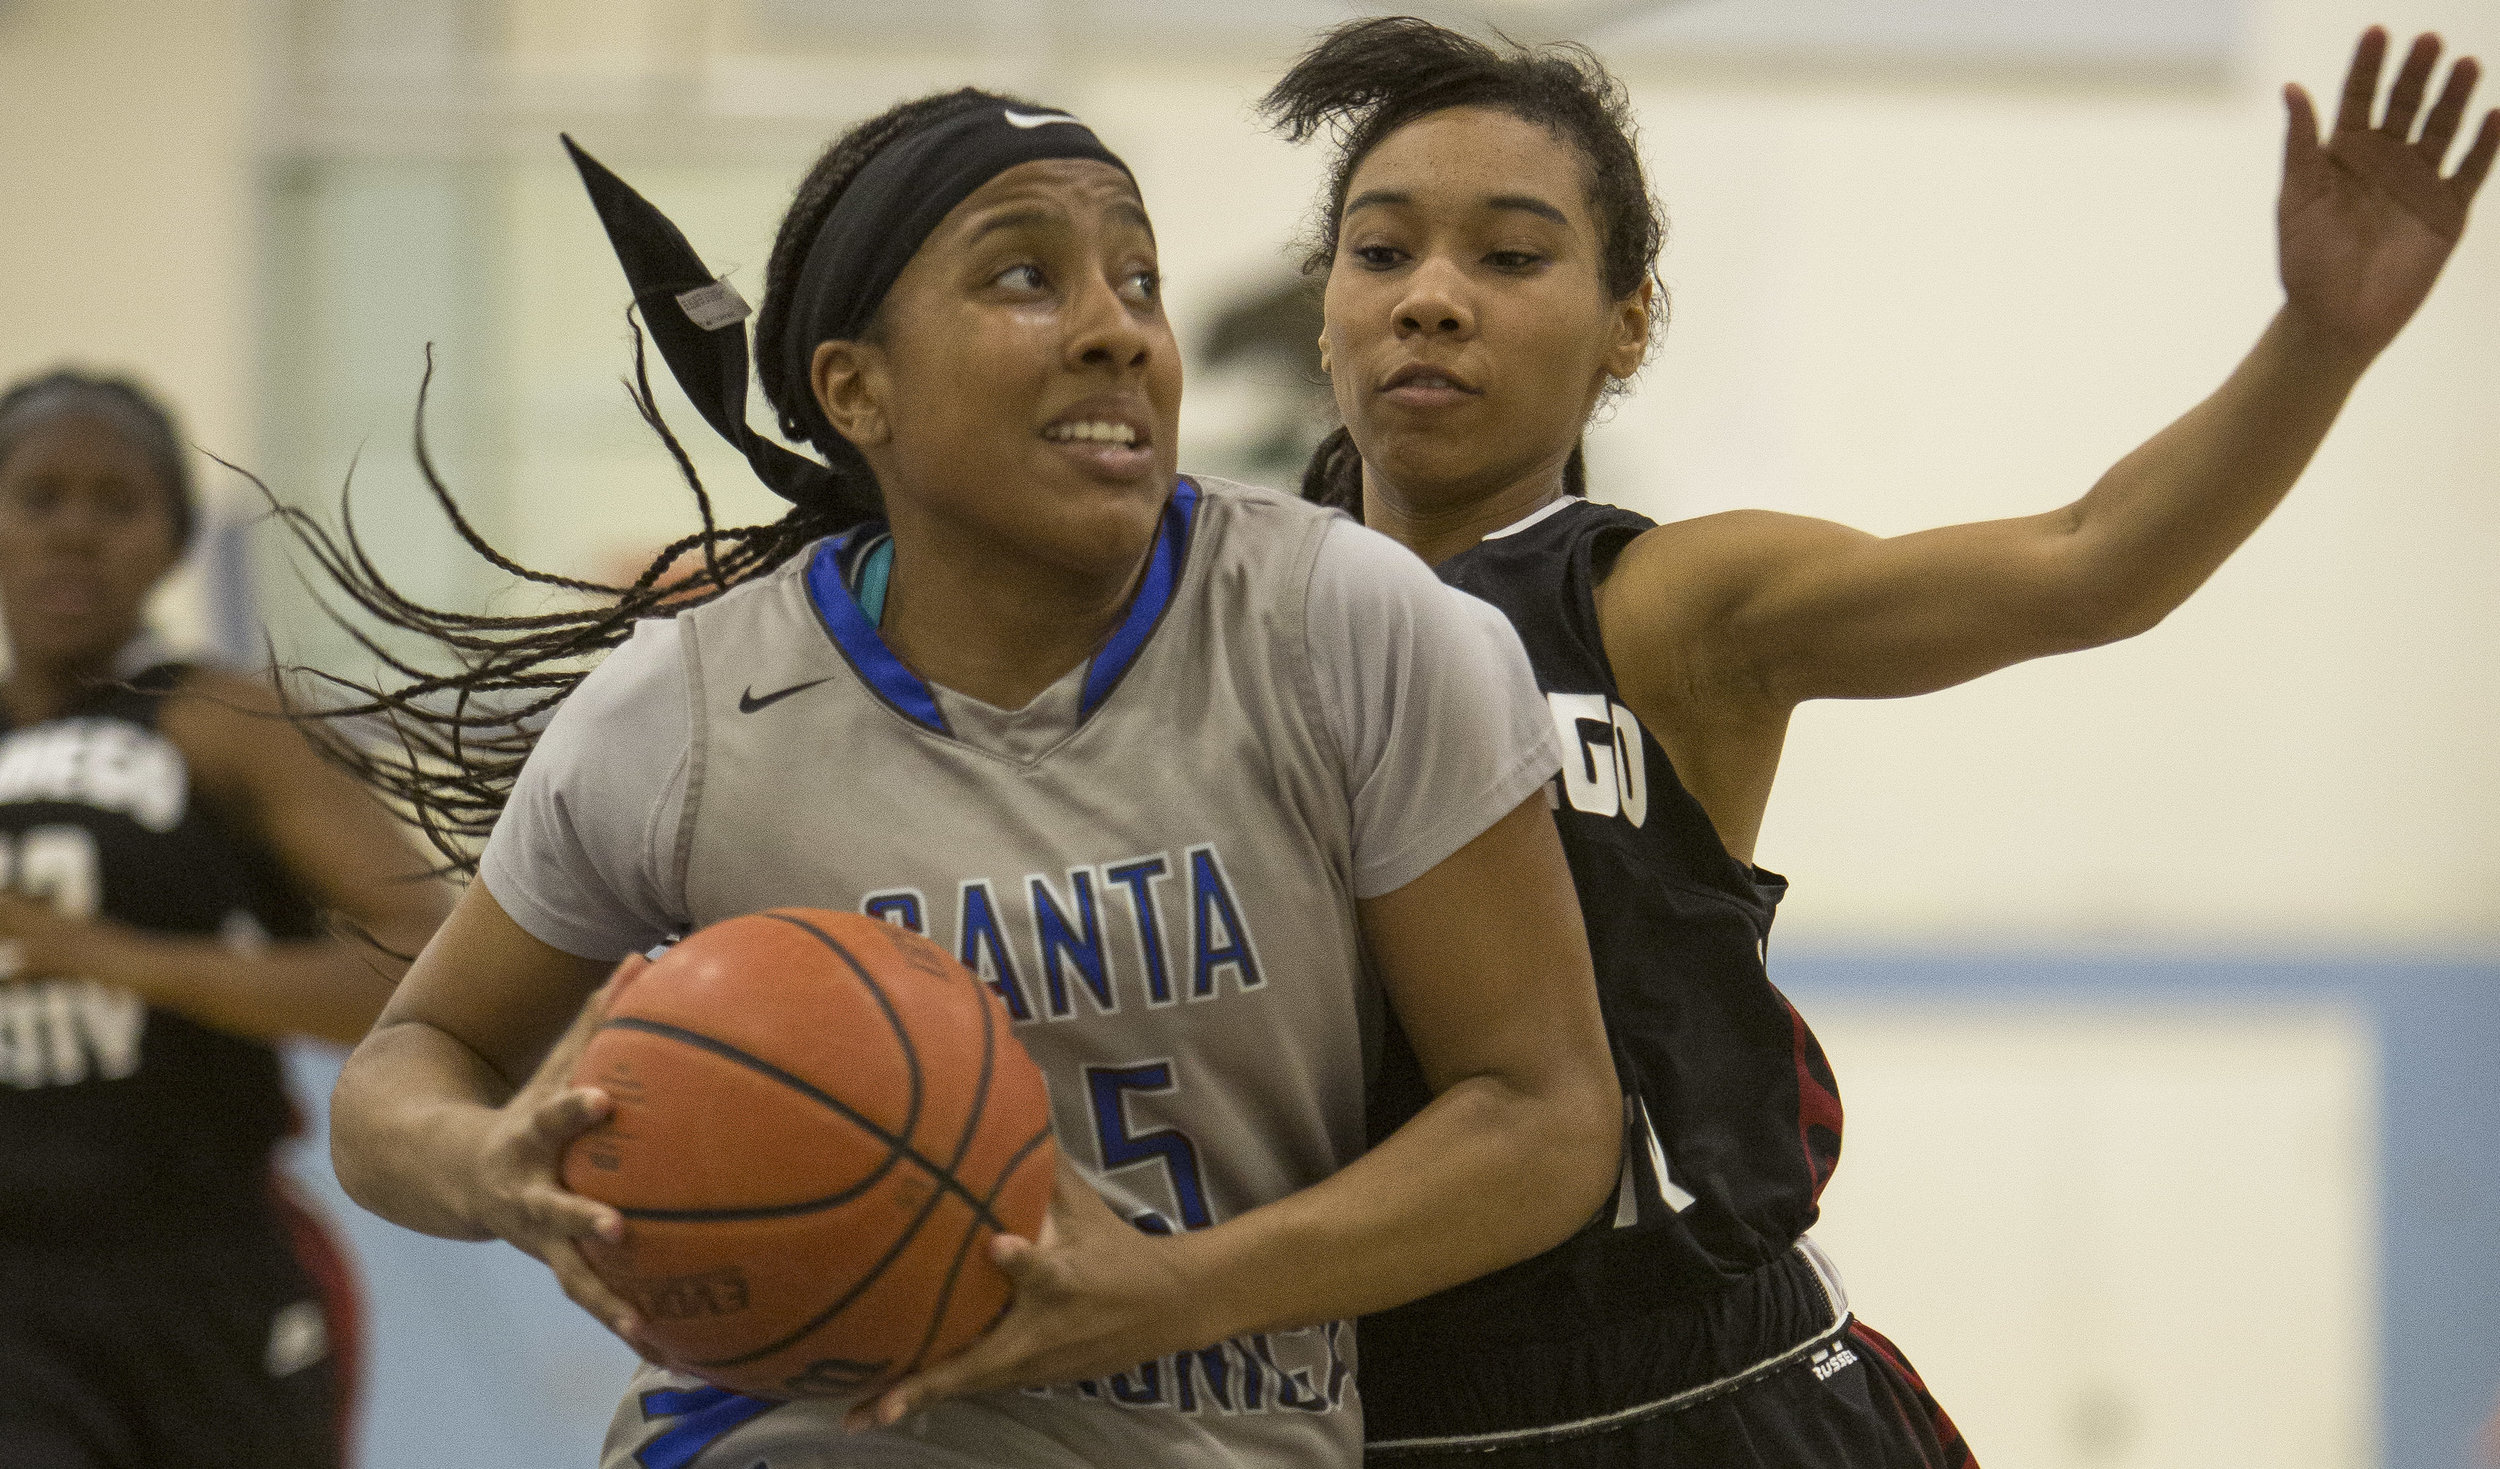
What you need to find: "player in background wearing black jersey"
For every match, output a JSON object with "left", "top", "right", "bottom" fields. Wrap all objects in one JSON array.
[
  {"left": 1270, "top": 19, "right": 2492, "bottom": 1469},
  {"left": 0, "top": 371, "right": 450, "bottom": 1469}
]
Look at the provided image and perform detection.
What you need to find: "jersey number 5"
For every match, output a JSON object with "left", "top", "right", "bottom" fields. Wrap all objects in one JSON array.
[{"left": 1085, "top": 1061, "right": 1212, "bottom": 1233}]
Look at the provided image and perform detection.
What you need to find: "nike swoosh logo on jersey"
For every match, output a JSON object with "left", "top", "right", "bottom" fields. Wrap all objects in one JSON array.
[
  {"left": 1002, "top": 108, "right": 1081, "bottom": 129},
  {"left": 738, "top": 678, "right": 832, "bottom": 713}
]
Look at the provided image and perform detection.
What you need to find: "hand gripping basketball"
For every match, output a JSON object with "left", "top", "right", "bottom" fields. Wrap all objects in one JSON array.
[
  {"left": 560, "top": 910, "right": 1057, "bottom": 1400},
  {"left": 847, "top": 1151, "right": 1222, "bottom": 1431},
  {"left": 460, "top": 954, "right": 654, "bottom": 1352}
]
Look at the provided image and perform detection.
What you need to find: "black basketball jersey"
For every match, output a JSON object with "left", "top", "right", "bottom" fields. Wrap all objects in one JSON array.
[
  {"left": 0, "top": 665, "right": 320, "bottom": 1240},
  {"left": 1363, "top": 497, "right": 1843, "bottom": 1347}
]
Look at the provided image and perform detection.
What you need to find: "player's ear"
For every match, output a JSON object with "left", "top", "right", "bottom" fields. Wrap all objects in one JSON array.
[
  {"left": 812, "top": 338, "right": 891, "bottom": 450},
  {"left": 1603, "top": 279, "right": 1652, "bottom": 383}
]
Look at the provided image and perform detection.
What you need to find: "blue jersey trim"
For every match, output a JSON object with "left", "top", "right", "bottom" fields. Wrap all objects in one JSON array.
[
  {"left": 1079, "top": 477, "right": 1198, "bottom": 717},
  {"left": 804, "top": 479, "right": 1200, "bottom": 737},
  {"left": 634, "top": 1385, "right": 778, "bottom": 1469},
  {"left": 807, "top": 528, "right": 950, "bottom": 734}
]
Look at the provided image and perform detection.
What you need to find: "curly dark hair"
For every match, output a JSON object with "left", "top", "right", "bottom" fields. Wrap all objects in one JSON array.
[
  {"left": 0, "top": 369, "right": 198, "bottom": 550},
  {"left": 269, "top": 88, "right": 1028, "bottom": 874},
  {"left": 1260, "top": 17, "right": 1665, "bottom": 512}
]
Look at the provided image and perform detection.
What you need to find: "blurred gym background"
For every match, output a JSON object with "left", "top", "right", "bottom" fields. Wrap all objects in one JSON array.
[{"left": 3, "top": 0, "right": 2493, "bottom": 1464}]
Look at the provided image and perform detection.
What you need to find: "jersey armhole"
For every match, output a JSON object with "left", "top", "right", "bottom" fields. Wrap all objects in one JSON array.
[{"left": 1585, "top": 521, "right": 1642, "bottom": 585}]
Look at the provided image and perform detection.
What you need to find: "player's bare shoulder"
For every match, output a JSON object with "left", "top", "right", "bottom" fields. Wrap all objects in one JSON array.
[
  {"left": 1602, "top": 509, "right": 1866, "bottom": 611},
  {"left": 1596, "top": 509, "right": 1865, "bottom": 712}
]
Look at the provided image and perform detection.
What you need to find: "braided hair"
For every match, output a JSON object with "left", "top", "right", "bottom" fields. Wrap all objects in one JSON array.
[
  {"left": 271, "top": 88, "right": 1026, "bottom": 874},
  {"left": 1259, "top": 18, "right": 1665, "bottom": 513},
  {"left": 0, "top": 369, "right": 197, "bottom": 550}
]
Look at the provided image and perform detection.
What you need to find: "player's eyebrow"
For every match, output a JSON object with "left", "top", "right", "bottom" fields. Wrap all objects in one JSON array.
[
  {"left": 1344, "top": 189, "right": 1571, "bottom": 227},
  {"left": 964, "top": 206, "right": 1057, "bottom": 244},
  {"left": 964, "top": 197, "right": 1157, "bottom": 244},
  {"left": 1484, "top": 193, "right": 1569, "bottom": 226},
  {"left": 1108, "top": 197, "right": 1157, "bottom": 240}
]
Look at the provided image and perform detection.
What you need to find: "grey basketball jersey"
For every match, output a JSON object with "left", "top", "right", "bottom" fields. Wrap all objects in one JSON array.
[{"left": 484, "top": 477, "right": 1559, "bottom": 1467}]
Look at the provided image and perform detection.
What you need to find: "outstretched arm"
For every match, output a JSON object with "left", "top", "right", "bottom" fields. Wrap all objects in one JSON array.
[{"left": 1606, "top": 28, "right": 2495, "bottom": 711}]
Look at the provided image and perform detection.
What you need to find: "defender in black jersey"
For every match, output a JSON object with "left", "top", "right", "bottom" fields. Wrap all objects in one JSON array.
[
  {"left": 0, "top": 371, "right": 449, "bottom": 1469},
  {"left": 1269, "top": 18, "right": 2491, "bottom": 1466},
  {"left": 1361, "top": 499, "right": 1964, "bottom": 1465}
]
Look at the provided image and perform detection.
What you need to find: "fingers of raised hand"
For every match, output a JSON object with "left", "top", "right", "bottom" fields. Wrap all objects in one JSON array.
[
  {"left": 2283, "top": 83, "right": 2329, "bottom": 185},
  {"left": 2337, "top": 31, "right": 2491, "bottom": 181},
  {"left": 2336, "top": 26, "right": 2391, "bottom": 135},
  {"left": 2379, "top": 32, "right": 2442, "bottom": 139},
  {"left": 2456, "top": 110, "right": 2500, "bottom": 197},
  {"left": 2416, "top": 55, "right": 2480, "bottom": 159}
]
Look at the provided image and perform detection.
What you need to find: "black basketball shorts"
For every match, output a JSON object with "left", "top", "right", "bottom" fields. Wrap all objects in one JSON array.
[
  {"left": 0, "top": 1179, "right": 360, "bottom": 1469},
  {"left": 1368, "top": 1317, "right": 1972, "bottom": 1468},
  {"left": 1365, "top": 1239, "right": 1974, "bottom": 1469}
]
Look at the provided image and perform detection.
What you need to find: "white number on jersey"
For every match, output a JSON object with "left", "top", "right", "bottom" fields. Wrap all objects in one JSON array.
[
  {"left": 1547, "top": 693, "right": 1649, "bottom": 827},
  {"left": 0, "top": 825, "right": 145, "bottom": 1089}
]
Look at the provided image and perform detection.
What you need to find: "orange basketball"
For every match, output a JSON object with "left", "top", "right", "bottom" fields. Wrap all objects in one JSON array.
[{"left": 561, "top": 908, "right": 1055, "bottom": 1399}]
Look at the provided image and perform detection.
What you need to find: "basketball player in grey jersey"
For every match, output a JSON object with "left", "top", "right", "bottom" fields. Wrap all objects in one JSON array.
[
  {"left": 320, "top": 94, "right": 1622, "bottom": 1469},
  {"left": 494, "top": 473, "right": 1556, "bottom": 1466}
]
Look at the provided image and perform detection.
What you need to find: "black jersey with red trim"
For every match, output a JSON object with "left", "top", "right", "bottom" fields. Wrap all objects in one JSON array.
[
  {"left": 1360, "top": 498, "right": 1845, "bottom": 1385},
  {"left": 0, "top": 665, "right": 320, "bottom": 1239}
]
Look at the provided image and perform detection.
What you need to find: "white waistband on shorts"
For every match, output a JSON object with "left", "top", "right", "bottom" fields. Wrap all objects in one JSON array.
[{"left": 1367, "top": 1236, "right": 1856, "bottom": 1455}]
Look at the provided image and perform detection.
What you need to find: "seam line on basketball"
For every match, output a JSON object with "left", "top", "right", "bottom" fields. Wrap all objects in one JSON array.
[
  {"left": 632, "top": 912, "right": 1032, "bottom": 1378},
  {"left": 895, "top": 1121, "right": 1056, "bottom": 1380},
  {"left": 884, "top": 905, "right": 1005, "bottom": 1378},
  {"left": 599, "top": 1016, "right": 1005, "bottom": 1232},
  {"left": 685, "top": 1121, "right": 1051, "bottom": 1375},
  {"left": 769, "top": 909, "right": 1004, "bottom": 1239},
  {"left": 764, "top": 910, "right": 931, "bottom": 1184}
]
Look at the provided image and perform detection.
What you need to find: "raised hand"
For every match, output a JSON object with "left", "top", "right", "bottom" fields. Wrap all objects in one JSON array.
[{"left": 2280, "top": 27, "right": 2497, "bottom": 359}]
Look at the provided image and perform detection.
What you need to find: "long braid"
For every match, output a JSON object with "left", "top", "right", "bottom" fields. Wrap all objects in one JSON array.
[{"left": 269, "top": 90, "right": 1025, "bottom": 876}]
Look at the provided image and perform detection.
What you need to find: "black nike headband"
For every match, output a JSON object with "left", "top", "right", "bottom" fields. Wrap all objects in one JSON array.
[{"left": 563, "top": 101, "right": 1134, "bottom": 513}]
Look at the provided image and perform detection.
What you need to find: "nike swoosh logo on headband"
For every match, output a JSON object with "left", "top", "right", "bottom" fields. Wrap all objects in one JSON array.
[
  {"left": 1002, "top": 109, "right": 1082, "bottom": 129},
  {"left": 738, "top": 678, "right": 832, "bottom": 714}
]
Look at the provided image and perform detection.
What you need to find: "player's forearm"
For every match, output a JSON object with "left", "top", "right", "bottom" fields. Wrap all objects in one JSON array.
[
  {"left": 82, "top": 928, "right": 401, "bottom": 1046},
  {"left": 2054, "top": 305, "right": 2373, "bottom": 641},
  {"left": 329, "top": 1019, "right": 513, "bottom": 1241},
  {"left": 1177, "top": 1062, "right": 1619, "bottom": 1339}
]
